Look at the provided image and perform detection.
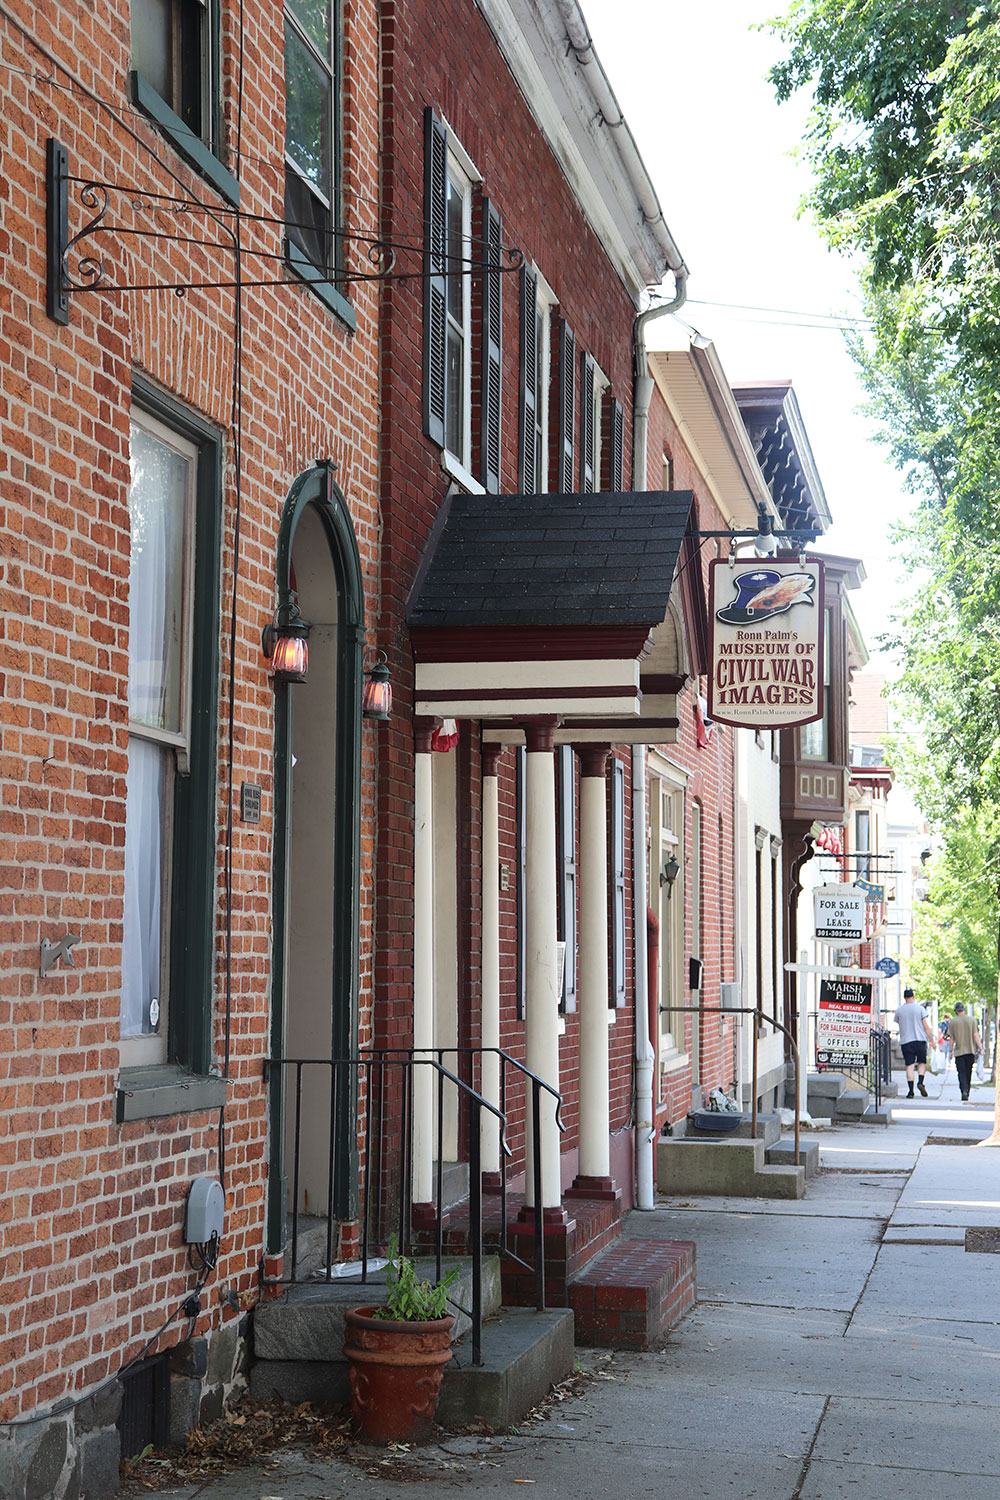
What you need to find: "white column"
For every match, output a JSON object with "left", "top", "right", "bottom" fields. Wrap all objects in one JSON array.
[
  {"left": 577, "top": 745, "right": 611, "bottom": 1183},
  {"left": 523, "top": 719, "right": 561, "bottom": 1210},
  {"left": 412, "top": 725, "right": 435, "bottom": 1205},
  {"left": 480, "top": 746, "right": 503, "bottom": 1174}
]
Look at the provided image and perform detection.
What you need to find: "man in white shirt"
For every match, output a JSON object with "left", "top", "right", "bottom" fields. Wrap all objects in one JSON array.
[{"left": 895, "top": 987, "right": 935, "bottom": 1099}]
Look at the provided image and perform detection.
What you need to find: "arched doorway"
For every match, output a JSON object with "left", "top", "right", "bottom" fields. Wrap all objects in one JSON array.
[{"left": 267, "top": 463, "right": 364, "bottom": 1252}]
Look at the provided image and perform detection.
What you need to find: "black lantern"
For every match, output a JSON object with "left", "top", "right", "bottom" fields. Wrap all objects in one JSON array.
[
  {"left": 262, "top": 596, "right": 310, "bottom": 684},
  {"left": 362, "top": 652, "right": 392, "bottom": 720},
  {"left": 660, "top": 854, "right": 681, "bottom": 895}
]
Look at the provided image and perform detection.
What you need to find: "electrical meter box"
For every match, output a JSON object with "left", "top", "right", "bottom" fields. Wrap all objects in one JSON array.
[{"left": 184, "top": 1177, "right": 225, "bottom": 1244}]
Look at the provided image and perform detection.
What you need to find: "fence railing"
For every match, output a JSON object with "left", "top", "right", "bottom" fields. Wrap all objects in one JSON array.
[
  {"left": 264, "top": 1048, "right": 562, "bottom": 1363},
  {"left": 868, "top": 1027, "right": 892, "bottom": 1112}
]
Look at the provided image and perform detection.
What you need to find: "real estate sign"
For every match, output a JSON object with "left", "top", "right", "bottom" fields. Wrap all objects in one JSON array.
[
  {"left": 707, "top": 558, "right": 825, "bottom": 730},
  {"left": 816, "top": 976, "right": 873, "bottom": 1070},
  {"left": 814, "top": 884, "right": 865, "bottom": 943}
]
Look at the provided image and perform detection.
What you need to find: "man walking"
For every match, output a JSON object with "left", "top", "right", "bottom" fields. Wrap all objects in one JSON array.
[
  {"left": 947, "top": 1002, "right": 982, "bottom": 1103},
  {"left": 896, "top": 986, "right": 935, "bottom": 1099}
]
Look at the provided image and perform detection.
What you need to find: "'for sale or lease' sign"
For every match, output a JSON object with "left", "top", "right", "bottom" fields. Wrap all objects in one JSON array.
[
  {"left": 708, "top": 559, "right": 825, "bottom": 730},
  {"left": 814, "top": 885, "right": 865, "bottom": 943}
]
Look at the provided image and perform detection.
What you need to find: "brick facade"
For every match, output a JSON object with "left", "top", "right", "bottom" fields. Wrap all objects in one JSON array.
[{"left": 1, "top": 0, "right": 380, "bottom": 1484}]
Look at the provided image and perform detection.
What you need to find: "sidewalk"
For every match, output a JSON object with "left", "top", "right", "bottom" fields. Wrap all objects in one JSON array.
[{"left": 143, "top": 1066, "right": 1000, "bottom": 1499}]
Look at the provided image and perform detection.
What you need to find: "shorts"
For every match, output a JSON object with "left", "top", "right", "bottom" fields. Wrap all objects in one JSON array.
[{"left": 901, "top": 1040, "right": 927, "bottom": 1066}]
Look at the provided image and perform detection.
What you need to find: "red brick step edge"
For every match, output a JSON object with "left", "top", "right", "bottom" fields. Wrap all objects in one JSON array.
[{"left": 568, "top": 1238, "right": 695, "bottom": 1350}]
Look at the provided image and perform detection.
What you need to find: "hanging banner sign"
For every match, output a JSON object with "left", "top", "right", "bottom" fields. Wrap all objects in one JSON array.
[
  {"left": 814, "top": 884, "right": 865, "bottom": 943},
  {"left": 816, "top": 977, "right": 873, "bottom": 1070},
  {"left": 708, "top": 559, "right": 825, "bottom": 730}
]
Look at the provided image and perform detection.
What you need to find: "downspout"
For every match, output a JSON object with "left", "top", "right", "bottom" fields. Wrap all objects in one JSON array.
[{"left": 631, "top": 275, "right": 688, "bottom": 1210}]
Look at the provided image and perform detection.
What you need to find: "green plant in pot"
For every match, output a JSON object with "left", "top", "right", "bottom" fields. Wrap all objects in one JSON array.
[{"left": 343, "top": 1235, "right": 460, "bottom": 1444}]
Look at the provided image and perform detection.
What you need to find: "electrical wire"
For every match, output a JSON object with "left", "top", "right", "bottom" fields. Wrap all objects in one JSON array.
[{"left": 0, "top": 1241, "right": 220, "bottom": 1431}]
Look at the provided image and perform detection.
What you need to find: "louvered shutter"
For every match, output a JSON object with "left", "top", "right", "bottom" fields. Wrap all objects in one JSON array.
[
  {"left": 557, "top": 319, "right": 575, "bottom": 494},
  {"left": 422, "top": 108, "right": 447, "bottom": 448},
  {"left": 580, "top": 352, "right": 596, "bottom": 492},
  {"left": 480, "top": 198, "right": 503, "bottom": 493},
  {"left": 518, "top": 265, "right": 538, "bottom": 492},
  {"left": 607, "top": 395, "right": 624, "bottom": 491}
]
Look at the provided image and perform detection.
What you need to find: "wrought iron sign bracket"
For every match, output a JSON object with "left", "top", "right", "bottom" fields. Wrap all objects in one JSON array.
[{"left": 46, "top": 137, "right": 523, "bottom": 321}]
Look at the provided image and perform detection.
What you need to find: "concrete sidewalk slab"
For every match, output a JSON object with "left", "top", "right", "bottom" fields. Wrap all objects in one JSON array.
[
  {"left": 801, "top": 1459, "right": 1000, "bottom": 1500},
  {"left": 810, "top": 1393, "right": 1000, "bottom": 1476}
]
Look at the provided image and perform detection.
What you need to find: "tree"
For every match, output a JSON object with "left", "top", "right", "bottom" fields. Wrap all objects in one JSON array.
[{"left": 769, "top": 1, "right": 1000, "bottom": 1134}]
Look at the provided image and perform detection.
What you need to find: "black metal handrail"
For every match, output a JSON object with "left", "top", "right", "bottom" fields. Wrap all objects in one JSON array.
[
  {"left": 264, "top": 1053, "right": 506, "bottom": 1366},
  {"left": 868, "top": 1027, "right": 892, "bottom": 1112},
  {"left": 361, "top": 1045, "right": 565, "bottom": 1312}
]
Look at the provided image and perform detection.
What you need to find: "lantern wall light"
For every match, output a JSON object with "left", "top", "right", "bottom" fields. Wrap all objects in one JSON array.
[
  {"left": 262, "top": 594, "right": 311, "bottom": 684},
  {"left": 362, "top": 652, "right": 392, "bottom": 720}
]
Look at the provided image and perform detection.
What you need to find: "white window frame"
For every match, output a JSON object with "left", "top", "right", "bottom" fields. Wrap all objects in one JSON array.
[
  {"left": 532, "top": 271, "right": 556, "bottom": 493},
  {"left": 443, "top": 149, "right": 475, "bottom": 472},
  {"left": 649, "top": 759, "right": 689, "bottom": 1079},
  {"left": 120, "top": 410, "right": 197, "bottom": 1068}
]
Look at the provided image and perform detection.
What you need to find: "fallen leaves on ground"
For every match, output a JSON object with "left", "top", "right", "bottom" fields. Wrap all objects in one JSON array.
[{"left": 119, "top": 1396, "right": 353, "bottom": 1492}]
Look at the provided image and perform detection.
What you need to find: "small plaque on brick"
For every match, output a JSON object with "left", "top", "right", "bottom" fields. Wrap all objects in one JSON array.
[{"left": 240, "top": 783, "right": 262, "bottom": 824}]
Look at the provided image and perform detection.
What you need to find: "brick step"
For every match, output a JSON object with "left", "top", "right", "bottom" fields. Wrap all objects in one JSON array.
[
  {"left": 500, "top": 1193, "right": 623, "bottom": 1306},
  {"left": 568, "top": 1238, "right": 695, "bottom": 1350}
]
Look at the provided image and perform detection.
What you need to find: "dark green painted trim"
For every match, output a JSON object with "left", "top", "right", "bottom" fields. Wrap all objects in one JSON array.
[
  {"left": 284, "top": 239, "right": 357, "bottom": 331},
  {"left": 117, "top": 1066, "right": 228, "bottom": 1122},
  {"left": 267, "top": 462, "right": 365, "bottom": 1249},
  {"left": 131, "top": 71, "right": 240, "bottom": 205},
  {"left": 131, "top": 375, "right": 223, "bottom": 1078}
]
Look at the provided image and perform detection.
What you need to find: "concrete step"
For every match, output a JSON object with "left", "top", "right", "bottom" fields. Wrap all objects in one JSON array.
[
  {"left": 765, "top": 1137, "right": 820, "bottom": 1179},
  {"left": 568, "top": 1237, "right": 695, "bottom": 1350},
  {"left": 684, "top": 1111, "right": 782, "bottom": 1147},
  {"left": 835, "top": 1088, "right": 871, "bottom": 1118},
  {"left": 656, "top": 1136, "right": 805, "bottom": 1199},
  {"left": 436, "top": 1308, "right": 575, "bottom": 1430},
  {"left": 252, "top": 1253, "right": 501, "bottom": 1400},
  {"left": 253, "top": 1294, "right": 574, "bottom": 1433},
  {"left": 807, "top": 1071, "right": 850, "bottom": 1100}
]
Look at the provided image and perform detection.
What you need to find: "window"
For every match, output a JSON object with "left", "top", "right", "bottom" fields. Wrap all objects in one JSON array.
[
  {"left": 424, "top": 111, "right": 497, "bottom": 486},
  {"left": 131, "top": 0, "right": 237, "bottom": 201},
  {"left": 119, "top": 389, "right": 222, "bottom": 1110},
  {"left": 557, "top": 746, "right": 577, "bottom": 1013},
  {"left": 610, "top": 758, "right": 626, "bottom": 1008},
  {"left": 603, "top": 393, "right": 625, "bottom": 492},
  {"left": 284, "top": 0, "right": 353, "bottom": 323},
  {"left": 519, "top": 268, "right": 555, "bottom": 493},
  {"left": 651, "top": 774, "right": 685, "bottom": 1070},
  {"left": 855, "top": 810, "right": 871, "bottom": 881},
  {"left": 801, "top": 607, "right": 831, "bottom": 759}
]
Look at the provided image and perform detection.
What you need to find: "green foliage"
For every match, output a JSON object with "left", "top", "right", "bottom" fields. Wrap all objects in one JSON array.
[
  {"left": 909, "top": 807, "right": 999, "bottom": 1016},
  {"left": 374, "top": 1234, "right": 459, "bottom": 1322}
]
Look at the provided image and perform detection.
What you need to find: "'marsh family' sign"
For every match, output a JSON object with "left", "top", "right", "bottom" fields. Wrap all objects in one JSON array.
[{"left": 707, "top": 558, "right": 825, "bottom": 731}]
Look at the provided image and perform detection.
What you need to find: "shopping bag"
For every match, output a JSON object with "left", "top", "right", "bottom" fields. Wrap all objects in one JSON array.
[{"left": 976, "top": 1053, "right": 986, "bottom": 1082}]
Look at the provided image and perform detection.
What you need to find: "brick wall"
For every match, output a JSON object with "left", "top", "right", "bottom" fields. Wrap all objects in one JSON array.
[{"left": 0, "top": 0, "right": 380, "bottom": 1460}]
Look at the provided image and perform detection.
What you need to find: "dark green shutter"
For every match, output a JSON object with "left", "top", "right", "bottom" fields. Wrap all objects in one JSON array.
[
  {"left": 480, "top": 198, "right": 503, "bottom": 492},
  {"left": 580, "top": 352, "right": 595, "bottom": 492},
  {"left": 423, "top": 108, "right": 447, "bottom": 447},
  {"left": 518, "top": 264, "right": 538, "bottom": 492},
  {"left": 557, "top": 318, "right": 575, "bottom": 494},
  {"left": 608, "top": 396, "right": 624, "bottom": 491}
]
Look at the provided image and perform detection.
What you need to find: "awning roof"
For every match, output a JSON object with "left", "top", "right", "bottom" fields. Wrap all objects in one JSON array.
[
  {"left": 408, "top": 488, "right": 694, "bottom": 629},
  {"left": 408, "top": 489, "right": 699, "bottom": 733}
]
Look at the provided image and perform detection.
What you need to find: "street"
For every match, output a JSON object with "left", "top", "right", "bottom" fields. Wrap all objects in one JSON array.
[{"left": 144, "top": 1064, "right": 1000, "bottom": 1499}]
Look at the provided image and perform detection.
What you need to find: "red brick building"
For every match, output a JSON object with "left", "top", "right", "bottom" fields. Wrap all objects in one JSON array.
[{"left": 1, "top": 0, "right": 381, "bottom": 1488}]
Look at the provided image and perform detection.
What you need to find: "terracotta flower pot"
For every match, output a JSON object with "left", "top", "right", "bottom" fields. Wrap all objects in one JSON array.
[{"left": 343, "top": 1304, "right": 455, "bottom": 1444}]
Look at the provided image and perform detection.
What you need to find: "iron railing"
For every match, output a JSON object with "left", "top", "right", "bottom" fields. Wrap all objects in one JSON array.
[
  {"left": 264, "top": 1048, "right": 562, "bottom": 1363},
  {"left": 868, "top": 1027, "right": 892, "bottom": 1112}
]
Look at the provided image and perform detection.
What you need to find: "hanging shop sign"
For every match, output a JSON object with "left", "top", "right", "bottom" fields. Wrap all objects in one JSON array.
[
  {"left": 875, "top": 956, "right": 900, "bottom": 978},
  {"left": 814, "top": 884, "right": 865, "bottom": 943},
  {"left": 707, "top": 559, "right": 825, "bottom": 730},
  {"left": 816, "top": 976, "right": 873, "bottom": 1070}
]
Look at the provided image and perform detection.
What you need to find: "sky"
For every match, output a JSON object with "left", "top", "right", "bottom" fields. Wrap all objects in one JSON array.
[{"left": 582, "top": 0, "right": 914, "bottom": 669}]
